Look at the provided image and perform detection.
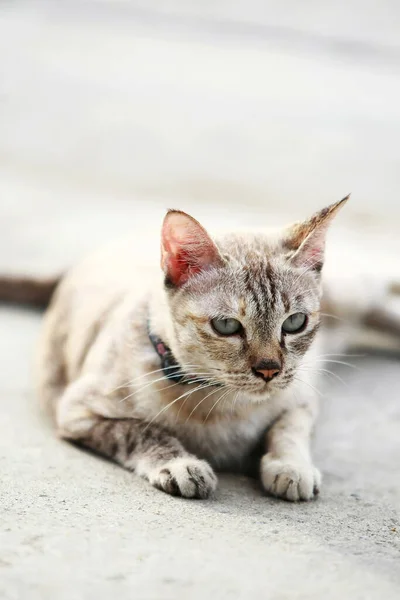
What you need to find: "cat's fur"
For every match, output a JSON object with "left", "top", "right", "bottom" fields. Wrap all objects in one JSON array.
[
  {"left": 32, "top": 198, "right": 354, "bottom": 502},
  {"left": 2, "top": 198, "right": 397, "bottom": 501}
]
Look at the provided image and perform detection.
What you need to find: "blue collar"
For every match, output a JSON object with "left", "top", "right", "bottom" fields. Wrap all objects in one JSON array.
[
  {"left": 147, "top": 323, "right": 222, "bottom": 388},
  {"left": 148, "top": 327, "right": 188, "bottom": 384}
]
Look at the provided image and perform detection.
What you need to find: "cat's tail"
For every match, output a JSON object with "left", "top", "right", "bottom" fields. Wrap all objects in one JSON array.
[{"left": 0, "top": 274, "right": 61, "bottom": 309}]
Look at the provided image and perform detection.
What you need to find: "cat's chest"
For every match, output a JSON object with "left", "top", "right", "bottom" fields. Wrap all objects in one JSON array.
[
  {"left": 174, "top": 403, "right": 283, "bottom": 470},
  {"left": 131, "top": 369, "right": 294, "bottom": 471}
]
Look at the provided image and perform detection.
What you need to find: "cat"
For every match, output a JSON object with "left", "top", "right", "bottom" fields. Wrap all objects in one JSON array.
[{"left": 1, "top": 196, "right": 398, "bottom": 501}]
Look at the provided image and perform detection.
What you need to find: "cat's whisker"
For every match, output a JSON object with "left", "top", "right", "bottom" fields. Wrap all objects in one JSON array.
[
  {"left": 119, "top": 375, "right": 215, "bottom": 404},
  {"left": 131, "top": 371, "right": 218, "bottom": 393},
  {"left": 112, "top": 360, "right": 223, "bottom": 394},
  {"left": 222, "top": 389, "right": 233, "bottom": 411},
  {"left": 143, "top": 382, "right": 221, "bottom": 431},
  {"left": 119, "top": 371, "right": 221, "bottom": 405},
  {"left": 298, "top": 366, "right": 349, "bottom": 387},
  {"left": 298, "top": 366, "right": 334, "bottom": 377},
  {"left": 293, "top": 376, "right": 325, "bottom": 398},
  {"left": 131, "top": 373, "right": 186, "bottom": 393},
  {"left": 184, "top": 385, "right": 225, "bottom": 424},
  {"left": 231, "top": 390, "right": 241, "bottom": 414},
  {"left": 109, "top": 364, "right": 200, "bottom": 393},
  {"left": 173, "top": 378, "right": 222, "bottom": 422},
  {"left": 310, "top": 359, "right": 361, "bottom": 370},
  {"left": 320, "top": 312, "right": 348, "bottom": 322},
  {"left": 143, "top": 385, "right": 209, "bottom": 431},
  {"left": 315, "top": 352, "right": 365, "bottom": 358},
  {"left": 118, "top": 374, "right": 195, "bottom": 403},
  {"left": 203, "top": 387, "right": 233, "bottom": 424}
]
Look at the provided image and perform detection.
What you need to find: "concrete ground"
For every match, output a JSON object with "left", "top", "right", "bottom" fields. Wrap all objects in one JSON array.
[{"left": 1, "top": 2, "right": 400, "bottom": 599}]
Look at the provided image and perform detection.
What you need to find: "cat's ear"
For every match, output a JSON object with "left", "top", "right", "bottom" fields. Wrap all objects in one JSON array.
[
  {"left": 283, "top": 195, "right": 350, "bottom": 272},
  {"left": 161, "top": 210, "right": 224, "bottom": 287}
]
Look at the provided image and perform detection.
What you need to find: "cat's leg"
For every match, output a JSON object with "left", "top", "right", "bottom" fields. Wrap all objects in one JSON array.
[
  {"left": 56, "top": 375, "right": 217, "bottom": 499},
  {"left": 260, "top": 403, "right": 321, "bottom": 502}
]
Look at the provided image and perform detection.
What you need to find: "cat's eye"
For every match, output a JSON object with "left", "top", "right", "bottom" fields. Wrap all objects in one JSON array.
[
  {"left": 282, "top": 312, "right": 307, "bottom": 334},
  {"left": 211, "top": 318, "right": 243, "bottom": 336}
]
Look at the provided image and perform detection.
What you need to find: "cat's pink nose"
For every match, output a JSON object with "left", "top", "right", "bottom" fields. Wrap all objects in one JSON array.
[{"left": 252, "top": 360, "right": 281, "bottom": 382}]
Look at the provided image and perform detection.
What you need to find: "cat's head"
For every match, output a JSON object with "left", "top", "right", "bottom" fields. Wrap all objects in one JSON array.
[{"left": 160, "top": 197, "right": 348, "bottom": 400}]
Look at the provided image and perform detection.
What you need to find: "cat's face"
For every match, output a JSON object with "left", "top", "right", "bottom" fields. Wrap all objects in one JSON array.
[
  {"left": 167, "top": 247, "right": 321, "bottom": 399},
  {"left": 161, "top": 199, "right": 348, "bottom": 400}
]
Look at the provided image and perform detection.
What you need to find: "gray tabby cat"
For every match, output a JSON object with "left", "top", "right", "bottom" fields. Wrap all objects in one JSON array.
[{"left": 2, "top": 197, "right": 396, "bottom": 501}]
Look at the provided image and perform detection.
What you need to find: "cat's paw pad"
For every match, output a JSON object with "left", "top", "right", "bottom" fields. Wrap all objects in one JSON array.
[
  {"left": 150, "top": 457, "right": 217, "bottom": 499},
  {"left": 261, "top": 455, "right": 321, "bottom": 502}
]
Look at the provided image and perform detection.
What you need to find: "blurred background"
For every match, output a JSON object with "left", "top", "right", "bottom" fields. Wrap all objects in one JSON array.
[
  {"left": 1, "top": 5, "right": 400, "bottom": 597},
  {"left": 1, "top": 0, "right": 400, "bottom": 276}
]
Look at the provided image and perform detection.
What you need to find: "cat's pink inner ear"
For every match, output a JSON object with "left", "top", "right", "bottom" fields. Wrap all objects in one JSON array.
[
  {"left": 285, "top": 195, "right": 350, "bottom": 271},
  {"left": 291, "top": 226, "right": 328, "bottom": 271},
  {"left": 161, "top": 211, "right": 223, "bottom": 286}
]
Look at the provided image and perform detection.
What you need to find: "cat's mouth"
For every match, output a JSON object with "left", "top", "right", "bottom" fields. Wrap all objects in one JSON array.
[
  {"left": 225, "top": 366, "right": 295, "bottom": 397},
  {"left": 222, "top": 376, "right": 280, "bottom": 396}
]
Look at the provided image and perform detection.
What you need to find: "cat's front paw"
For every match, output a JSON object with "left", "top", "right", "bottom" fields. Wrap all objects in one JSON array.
[
  {"left": 261, "top": 454, "right": 321, "bottom": 502},
  {"left": 150, "top": 457, "right": 217, "bottom": 499}
]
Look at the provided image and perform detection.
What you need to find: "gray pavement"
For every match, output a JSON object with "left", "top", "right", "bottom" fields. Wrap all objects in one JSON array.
[{"left": 1, "top": 2, "right": 399, "bottom": 599}]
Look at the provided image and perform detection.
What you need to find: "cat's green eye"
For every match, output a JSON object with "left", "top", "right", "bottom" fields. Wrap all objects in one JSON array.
[
  {"left": 282, "top": 312, "right": 307, "bottom": 334},
  {"left": 211, "top": 318, "right": 243, "bottom": 336}
]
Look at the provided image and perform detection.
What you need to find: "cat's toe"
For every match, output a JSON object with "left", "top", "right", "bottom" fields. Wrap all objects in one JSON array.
[
  {"left": 151, "top": 457, "right": 217, "bottom": 499},
  {"left": 261, "top": 455, "right": 321, "bottom": 502}
]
